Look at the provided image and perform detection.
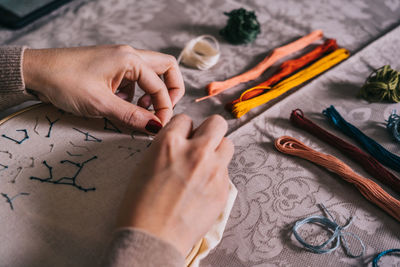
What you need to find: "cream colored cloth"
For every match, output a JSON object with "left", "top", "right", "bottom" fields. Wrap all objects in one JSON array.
[{"left": 185, "top": 181, "right": 237, "bottom": 267}]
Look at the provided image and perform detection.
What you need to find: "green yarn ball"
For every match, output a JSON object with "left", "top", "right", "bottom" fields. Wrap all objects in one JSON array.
[
  {"left": 359, "top": 65, "right": 400, "bottom": 102},
  {"left": 219, "top": 8, "right": 261, "bottom": 45}
]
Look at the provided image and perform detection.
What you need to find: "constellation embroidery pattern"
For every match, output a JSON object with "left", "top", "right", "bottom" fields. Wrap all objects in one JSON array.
[
  {"left": 9, "top": 167, "right": 23, "bottom": 183},
  {"left": 1, "top": 192, "right": 29, "bottom": 210},
  {"left": 0, "top": 150, "right": 12, "bottom": 159},
  {"left": 45, "top": 116, "right": 60, "bottom": 138},
  {"left": 0, "top": 163, "right": 8, "bottom": 171},
  {"left": 69, "top": 141, "right": 90, "bottom": 151},
  {"left": 67, "top": 151, "right": 83, "bottom": 157},
  {"left": 30, "top": 156, "right": 98, "bottom": 192},
  {"left": 118, "top": 146, "right": 141, "bottom": 159},
  {"left": 73, "top": 128, "right": 102, "bottom": 142},
  {"left": 104, "top": 118, "right": 122, "bottom": 133},
  {"left": 2, "top": 129, "right": 29, "bottom": 144},
  {"left": 33, "top": 117, "right": 39, "bottom": 135}
]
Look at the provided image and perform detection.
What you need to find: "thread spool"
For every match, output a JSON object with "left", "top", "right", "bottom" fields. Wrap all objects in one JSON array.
[{"left": 177, "top": 35, "right": 220, "bottom": 71}]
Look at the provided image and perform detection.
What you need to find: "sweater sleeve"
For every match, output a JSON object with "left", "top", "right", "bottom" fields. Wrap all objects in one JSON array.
[
  {"left": 102, "top": 228, "right": 185, "bottom": 267},
  {"left": 0, "top": 46, "right": 36, "bottom": 111}
]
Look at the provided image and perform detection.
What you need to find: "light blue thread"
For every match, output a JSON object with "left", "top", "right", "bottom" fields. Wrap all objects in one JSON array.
[
  {"left": 292, "top": 204, "right": 365, "bottom": 258},
  {"left": 386, "top": 110, "right": 400, "bottom": 142},
  {"left": 323, "top": 105, "right": 400, "bottom": 172},
  {"left": 373, "top": 249, "right": 400, "bottom": 267}
]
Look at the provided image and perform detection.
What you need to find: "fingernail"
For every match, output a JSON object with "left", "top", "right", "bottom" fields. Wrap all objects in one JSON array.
[{"left": 145, "top": 119, "right": 162, "bottom": 134}]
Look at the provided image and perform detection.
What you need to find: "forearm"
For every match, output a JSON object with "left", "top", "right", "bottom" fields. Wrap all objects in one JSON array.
[{"left": 0, "top": 46, "right": 36, "bottom": 110}]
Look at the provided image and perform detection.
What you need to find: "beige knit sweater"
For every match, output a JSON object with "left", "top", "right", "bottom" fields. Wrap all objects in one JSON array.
[{"left": 0, "top": 46, "right": 184, "bottom": 267}]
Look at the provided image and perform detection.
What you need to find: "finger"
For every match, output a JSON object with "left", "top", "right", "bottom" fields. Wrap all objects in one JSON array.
[
  {"left": 126, "top": 60, "right": 173, "bottom": 125},
  {"left": 102, "top": 91, "right": 163, "bottom": 134},
  {"left": 137, "top": 93, "right": 152, "bottom": 109},
  {"left": 156, "top": 113, "right": 193, "bottom": 139},
  {"left": 116, "top": 80, "right": 135, "bottom": 102},
  {"left": 137, "top": 50, "right": 185, "bottom": 106},
  {"left": 191, "top": 115, "right": 228, "bottom": 150},
  {"left": 215, "top": 137, "right": 235, "bottom": 166}
]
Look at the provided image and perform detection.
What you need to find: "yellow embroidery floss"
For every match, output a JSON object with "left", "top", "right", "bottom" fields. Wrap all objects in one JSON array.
[
  {"left": 231, "top": 48, "right": 350, "bottom": 118},
  {"left": 177, "top": 35, "right": 220, "bottom": 70}
]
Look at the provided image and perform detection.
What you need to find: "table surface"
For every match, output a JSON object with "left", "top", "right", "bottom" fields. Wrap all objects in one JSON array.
[{"left": 1, "top": 0, "right": 400, "bottom": 266}]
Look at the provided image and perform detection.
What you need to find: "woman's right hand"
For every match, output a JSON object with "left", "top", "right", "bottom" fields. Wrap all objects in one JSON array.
[{"left": 117, "top": 114, "right": 234, "bottom": 256}]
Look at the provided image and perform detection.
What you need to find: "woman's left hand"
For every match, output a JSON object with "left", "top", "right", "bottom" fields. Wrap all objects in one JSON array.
[{"left": 22, "top": 45, "right": 185, "bottom": 133}]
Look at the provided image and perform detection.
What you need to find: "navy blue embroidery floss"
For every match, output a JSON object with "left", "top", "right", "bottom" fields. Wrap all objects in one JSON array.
[
  {"left": 104, "top": 118, "right": 122, "bottom": 133},
  {"left": 72, "top": 128, "right": 102, "bottom": 142},
  {"left": 292, "top": 204, "right": 365, "bottom": 257},
  {"left": 386, "top": 110, "right": 400, "bottom": 142},
  {"left": 30, "top": 156, "right": 97, "bottom": 192},
  {"left": 323, "top": 106, "right": 400, "bottom": 172},
  {"left": 373, "top": 249, "right": 400, "bottom": 267},
  {"left": 0, "top": 163, "right": 8, "bottom": 171},
  {"left": 1, "top": 192, "right": 30, "bottom": 210},
  {"left": 45, "top": 116, "right": 60, "bottom": 138},
  {"left": 2, "top": 129, "right": 29, "bottom": 144}
]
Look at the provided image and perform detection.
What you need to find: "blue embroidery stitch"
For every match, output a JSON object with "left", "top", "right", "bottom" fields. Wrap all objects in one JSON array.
[
  {"left": 72, "top": 128, "right": 102, "bottom": 142},
  {"left": 0, "top": 163, "right": 8, "bottom": 171},
  {"left": 30, "top": 156, "right": 97, "bottom": 192},
  {"left": 2, "top": 129, "right": 29, "bottom": 144},
  {"left": 0, "top": 150, "right": 12, "bottom": 159},
  {"left": 45, "top": 116, "right": 60, "bottom": 138},
  {"left": 104, "top": 118, "right": 122, "bottom": 133},
  {"left": 1, "top": 192, "right": 30, "bottom": 210},
  {"left": 67, "top": 151, "right": 83, "bottom": 157}
]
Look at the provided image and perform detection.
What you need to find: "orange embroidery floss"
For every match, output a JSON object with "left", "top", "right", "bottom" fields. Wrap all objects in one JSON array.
[
  {"left": 275, "top": 136, "right": 400, "bottom": 222},
  {"left": 225, "top": 39, "right": 339, "bottom": 111},
  {"left": 196, "top": 30, "right": 324, "bottom": 102}
]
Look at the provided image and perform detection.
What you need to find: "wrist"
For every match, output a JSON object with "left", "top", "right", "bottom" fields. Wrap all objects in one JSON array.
[{"left": 22, "top": 48, "right": 47, "bottom": 94}]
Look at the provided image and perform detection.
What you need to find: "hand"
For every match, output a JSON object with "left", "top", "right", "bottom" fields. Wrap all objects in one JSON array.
[
  {"left": 117, "top": 114, "right": 234, "bottom": 256},
  {"left": 22, "top": 45, "right": 185, "bottom": 133}
]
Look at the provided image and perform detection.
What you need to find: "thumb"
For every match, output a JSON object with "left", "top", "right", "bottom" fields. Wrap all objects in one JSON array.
[{"left": 103, "top": 93, "right": 163, "bottom": 134}]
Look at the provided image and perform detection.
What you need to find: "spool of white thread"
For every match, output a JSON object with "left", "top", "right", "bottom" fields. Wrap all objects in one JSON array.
[{"left": 177, "top": 35, "right": 220, "bottom": 70}]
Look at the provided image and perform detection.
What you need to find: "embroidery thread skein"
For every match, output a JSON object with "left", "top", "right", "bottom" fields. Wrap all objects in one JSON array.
[
  {"left": 196, "top": 30, "right": 324, "bottom": 102},
  {"left": 290, "top": 109, "right": 400, "bottom": 193},
  {"left": 387, "top": 110, "right": 400, "bottom": 142},
  {"left": 231, "top": 48, "right": 349, "bottom": 118},
  {"left": 293, "top": 204, "right": 365, "bottom": 257},
  {"left": 226, "top": 39, "right": 339, "bottom": 111},
  {"left": 177, "top": 35, "right": 220, "bottom": 70},
  {"left": 373, "top": 249, "right": 400, "bottom": 267},
  {"left": 274, "top": 136, "right": 400, "bottom": 222},
  {"left": 359, "top": 65, "right": 400, "bottom": 102},
  {"left": 323, "top": 106, "right": 400, "bottom": 172},
  {"left": 219, "top": 8, "right": 260, "bottom": 45}
]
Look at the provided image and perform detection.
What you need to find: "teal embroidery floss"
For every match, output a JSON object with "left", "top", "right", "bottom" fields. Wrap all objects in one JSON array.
[
  {"left": 386, "top": 110, "right": 400, "bottom": 142},
  {"left": 2, "top": 129, "right": 29, "bottom": 144},
  {"left": 373, "top": 249, "right": 400, "bottom": 267},
  {"left": 219, "top": 8, "right": 260, "bottom": 45},
  {"left": 292, "top": 204, "right": 365, "bottom": 257},
  {"left": 323, "top": 105, "right": 400, "bottom": 172}
]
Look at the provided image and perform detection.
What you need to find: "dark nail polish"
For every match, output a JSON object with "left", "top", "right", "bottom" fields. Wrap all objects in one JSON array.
[{"left": 145, "top": 119, "right": 162, "bottom": 134}]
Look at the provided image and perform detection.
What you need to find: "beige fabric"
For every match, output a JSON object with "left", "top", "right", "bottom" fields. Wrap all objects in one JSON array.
[{"left": 186, "top": 181, "right": 237, "bottom": 267}]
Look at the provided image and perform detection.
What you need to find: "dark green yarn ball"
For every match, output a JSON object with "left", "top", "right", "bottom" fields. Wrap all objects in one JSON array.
[
  {"left": 359, "top": 65, "right": 400, "bottom": 102},
  {"left": 219, "top": 8, "right": 261, "bottom": 45}
]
